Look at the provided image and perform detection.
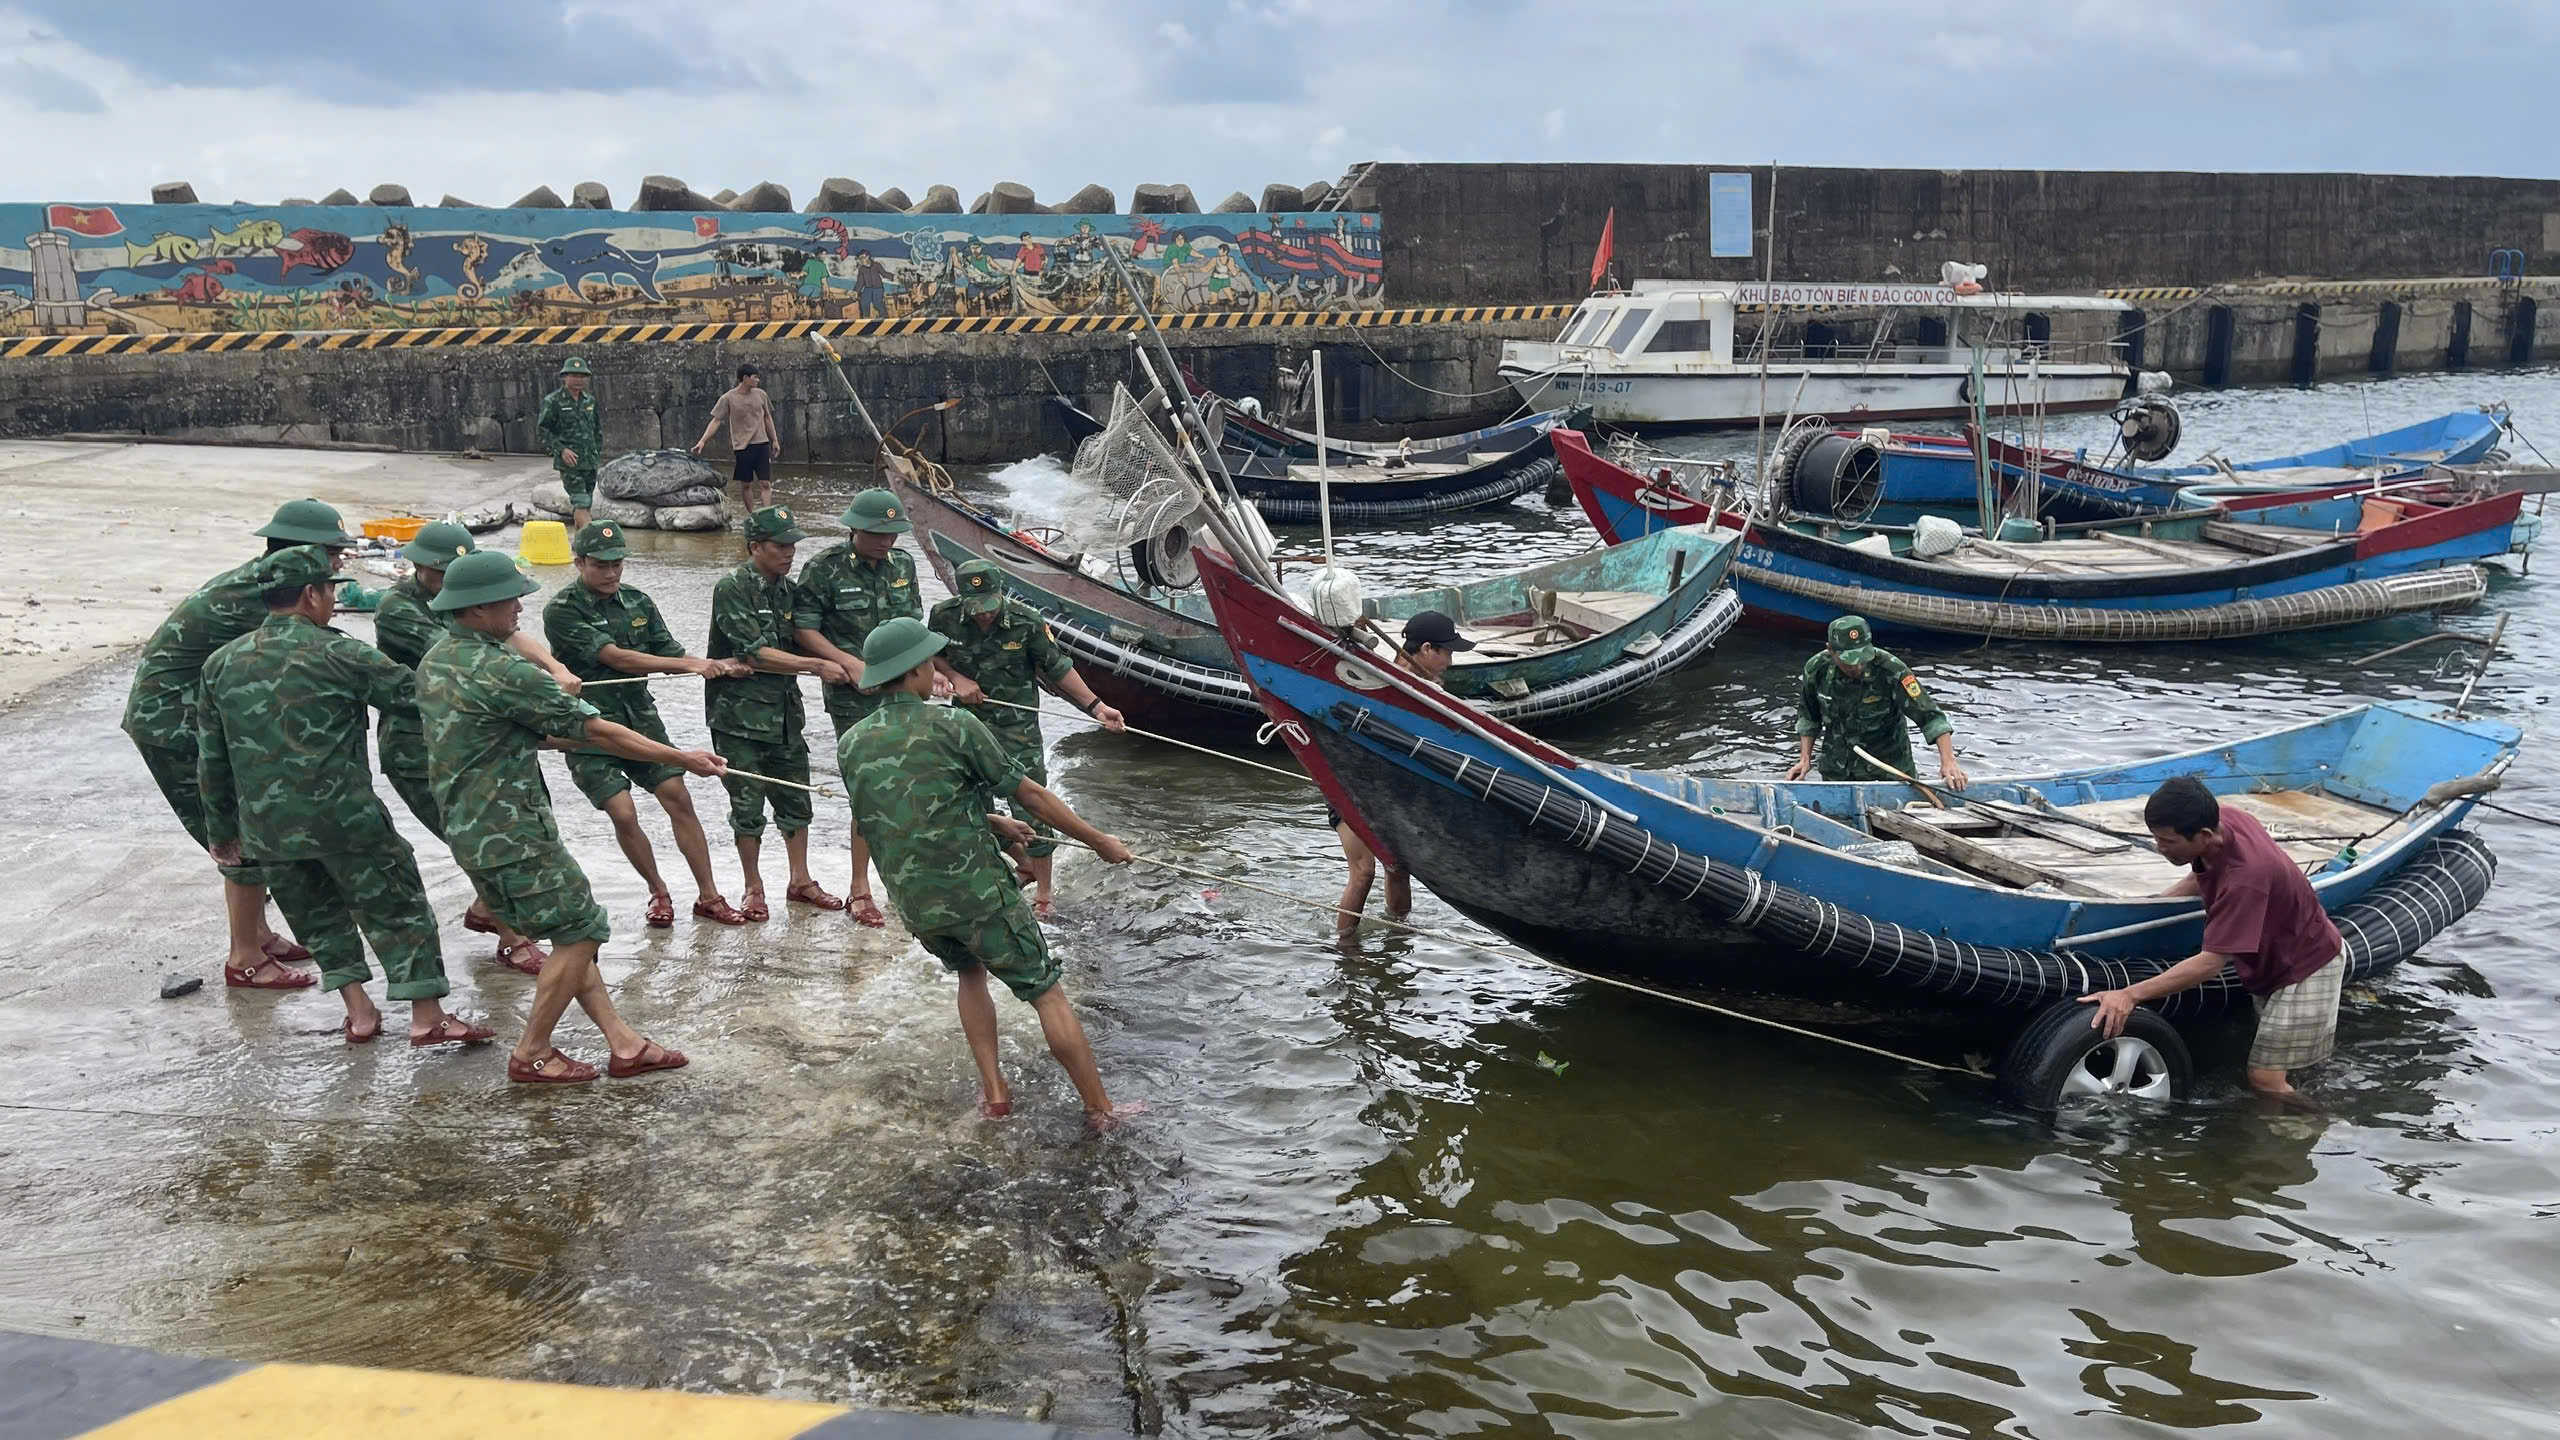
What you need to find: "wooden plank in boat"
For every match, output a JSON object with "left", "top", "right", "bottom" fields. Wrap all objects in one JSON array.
[
  {"left": 2061, "top": 788, "right": 2389, "bottom": 843},
  {"left": 1866, "top": 807, "right": 2114, "bottom": 896},
  {"left": 1552, "top": 589, "right": 1658, "bottom": 629},
  {"left": 2201, "top": 521, "right": 2337, "bottom": 555},
  {"left": 1887, "top": 801, "right": 2128, "bottom": 854},
  {"left": 2088, "top": 531, "right": 2208, "bottom": 567}
]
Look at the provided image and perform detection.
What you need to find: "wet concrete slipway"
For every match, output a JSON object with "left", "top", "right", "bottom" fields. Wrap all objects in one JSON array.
[{"left": 5, "top": 366, "right": 2560, "bottom": 1437}]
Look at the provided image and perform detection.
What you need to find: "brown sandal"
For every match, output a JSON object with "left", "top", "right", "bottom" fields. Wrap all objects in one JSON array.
[
  {"left": 225, "top": 959, "right": 316, "bottom": 990},
  {"left": 692, "top": 896, "right": 747, "bottom": 926},
  {"left": 261, "top": 934, "right": 313, "bottom": 964},
  {"left": 344, "top": 1016, "right": 381, "bottom": 1044},
  {"left": 740, "top": 890, "right": 769, "bottom": 923},
  {"left": 507, "top": 1048, "right": 596, "bottom": 1085},
  {"left": 607, "top": 1039, "right": 689, "bottom": 1079},
  {"left": 493, "top": 940, "right": 546, "bottom": 976},
  {"left": 411, "top": 1016, "right": 497, "bottom": 1047},
  {"left": 787, "top": 881, "right": 845, "bottom": 911},
  {"left": 846, "top": 894, "right": 886, "bottom": 928},
  {"left": 644, "top": 893, "right": 675, "bottom": 928}
]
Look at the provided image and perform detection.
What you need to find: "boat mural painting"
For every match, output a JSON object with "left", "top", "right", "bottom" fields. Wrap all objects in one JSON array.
[
  {"left": 881, "top": 462, "right": 1744, "bottom": 736},
  {"left": 1555, "top": 428, "right": 2511, "bottom": 641},
  {"left": 1194, "top": 541, "right": 2510, "bottom": 1105},
  {"left": 0, "top": 202, "right": 1388, "bottom": 337}
]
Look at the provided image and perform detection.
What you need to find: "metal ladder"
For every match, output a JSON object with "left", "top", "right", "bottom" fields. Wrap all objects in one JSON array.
[{"left": 1316, "top": 162, "right": 1377, "bottom": 211}]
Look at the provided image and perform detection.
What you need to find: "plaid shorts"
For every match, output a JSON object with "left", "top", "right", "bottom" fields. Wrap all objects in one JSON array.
[{"left": 2249, "top": 955, "right": 2344, "bottom": 1071}]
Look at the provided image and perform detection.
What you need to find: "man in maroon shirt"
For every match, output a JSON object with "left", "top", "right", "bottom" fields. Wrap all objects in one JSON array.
[{"left": 2080, "top": 774, "right": 2345, "bottom": 1096}]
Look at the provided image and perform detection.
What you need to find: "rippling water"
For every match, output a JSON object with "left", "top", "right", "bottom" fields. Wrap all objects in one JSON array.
[{"left": 4, "top": 365, "right": 2556, "bottom": 1436}]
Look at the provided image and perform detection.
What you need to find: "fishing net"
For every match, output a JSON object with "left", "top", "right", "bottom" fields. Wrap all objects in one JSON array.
[{"left": 1058, "top": 383, "right": 1212, "bottom": 557}]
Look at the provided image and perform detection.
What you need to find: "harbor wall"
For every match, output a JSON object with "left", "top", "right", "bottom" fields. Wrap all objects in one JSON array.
[
  {"left": 1357, "top": 163, "right": 2560, "bottom": 302},
  {"left": 0, "top": 318, "right": 1552, "bottom": 463}
]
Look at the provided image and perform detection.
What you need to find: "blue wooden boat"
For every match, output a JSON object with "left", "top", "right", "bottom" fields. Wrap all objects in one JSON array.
[
  {"left": 1197, "top": 540, "right": 2510, "bottom": 1104},
  {"left": 1869, "top": 407, "right": 2510, "bottom": 511},
  {"left": 884, "top": 457, "right": 1743, "bottom": 736},
  {"left": 1558, "top": 428, "right": 2505, "bottom": 642}
]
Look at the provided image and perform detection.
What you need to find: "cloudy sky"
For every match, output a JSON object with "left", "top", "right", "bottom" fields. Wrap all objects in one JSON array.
[{"left": 2, "top": 0, "right": 2553, "bottom": 208}]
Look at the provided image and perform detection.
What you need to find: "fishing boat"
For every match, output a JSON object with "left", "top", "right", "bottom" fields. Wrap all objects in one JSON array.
[
  {"left": 1557, "top": 428, "right": 2507, "bottom": 641},
  {"left": 1052, "top": 390, "right": 1582, "bottom": 523},
  {"left": 1195, "top": 540, "right": 2511, "bottom": 1109},
  {"left": 1499, "top": 279, "right": 2132, "bottom": 428}
]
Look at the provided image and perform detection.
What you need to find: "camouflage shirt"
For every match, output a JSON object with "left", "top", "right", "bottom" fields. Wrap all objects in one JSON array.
[
  {"left": 536, "top": 386, "right": 603, "bottom": 475},
  {"left": 705, "top": 563, "right": 806, "bottom": 742},
  {"left": 794, "top": 543, "right": 921, "bottom": 719},
  {"left": 544, "top": 579, "right": 682, "bottom": 727},
  {"left": 417, "top": 625, "right": 601, "bottom": 871},
  {"left": 372, "top": 575, "right": 467, "bottom": 779},
  {"left": 927, "top": 596, "right": 1073, "bottom": 752},
  {"left": 1796, "top": 648, "right": 1953, "bottom": 782},
  {"left": 197, "top": 613, "right": 414, "bottom": 860},
  {"left": 840, "top": 691, "right": 1031, "bottom": 934},
  {"left": 121, "top": 555, "right": 269, "bottom": 750}
]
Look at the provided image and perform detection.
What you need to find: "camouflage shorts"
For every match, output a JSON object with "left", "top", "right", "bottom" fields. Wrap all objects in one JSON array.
[
  {"left": 711, "top": 728, "right": 812, "bottom": 836},
  {"left": 915, "top": 899, "right": 1060, "bottom": 1003},
  {"left": 994, "top": 743, "right": 1056, "bottom": 860},
  {"left": 560, "top": 468, "right": 597, "bottom": 506},
  {"left": 385, "top": 768, "right": 445, "bottom": 841},
  {"left": 133, "top": 735, "right": 261, "bottom": 885},
  {"left": 568, "top": 711, "right": 687, "bottom": 808},
  {"left": 465, "top": 844, "right": 611, "bottom": 945}
]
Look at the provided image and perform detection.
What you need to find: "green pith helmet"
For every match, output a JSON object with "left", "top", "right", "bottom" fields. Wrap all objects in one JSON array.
[
  {"left": 571, "top": 519, "right": 630, "bottom": 560},
  {"left": 429, "top": 550, "right": 540, "bottom": 611},
  {"left": 744, "top": 505, "right": 807, "bottom": 545},
  {"left": 859, "top": 615, "right": 946, "bottom": 690},
  {"left": 840, "top": 488, "right": 913, "bottom": 535},
  {"left": 400, "top": 520, "right": 476, "bottom": 569},
  {"left": 255, "top": 497, "right": 354, "bottom": 547},
  {"left": 953, "top": 558, "right": 1007, "bottom": 614},
  {"left": 258, "top": 544, "right": 338, "bottom": 595},
  {"left": 1827, "top": 615, "right": 1877, "bottom": 667},
  {"left": 558, "top": 356, "right": 593, "bottom": 376}
]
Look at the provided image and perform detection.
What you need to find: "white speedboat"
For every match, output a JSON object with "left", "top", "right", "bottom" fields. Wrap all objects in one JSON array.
[{"left": 1500, "top": 279, "right": 2133, "bottom": 428}]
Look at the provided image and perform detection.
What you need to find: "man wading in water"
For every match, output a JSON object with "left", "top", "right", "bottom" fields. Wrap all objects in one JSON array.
[
  {"left": 2080, "top": 774, "right": 2345, "bottom": 1098},
  {"left": 839, "top": 616, "right": 1140, "bottom": 1129},
  {"left": 1334, "top": 611, "right": 1467, "bottom": 938}
]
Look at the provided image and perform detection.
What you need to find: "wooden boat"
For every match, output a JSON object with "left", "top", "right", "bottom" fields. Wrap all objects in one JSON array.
[
  {"left": 1196, "top": 540, "right": 2510, "bottom": 1104},
  {"left": 885, "top": 464, "right": 1744, "bottom": 735},
  {"left": 1556, "top": 428, "right": 2507, "bottom": 641},
  {"left": 1051, "top": 392, "right": 1581, "bottom": 523},
  {"left": 1871, "top": 407, "right": 2509, "bottom": 509}
]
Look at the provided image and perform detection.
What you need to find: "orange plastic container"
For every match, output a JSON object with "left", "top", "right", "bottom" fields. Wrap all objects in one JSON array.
[{"left": 361, "top": 516, "right": 429, "bottom": 542}]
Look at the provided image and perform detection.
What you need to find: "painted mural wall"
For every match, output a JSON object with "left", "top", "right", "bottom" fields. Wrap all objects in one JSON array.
[{"left": 0, "top": 203, "right": 1387, "bottom": 337}]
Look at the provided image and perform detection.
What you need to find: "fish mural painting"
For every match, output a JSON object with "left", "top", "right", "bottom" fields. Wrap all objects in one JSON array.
[{"left": 0, "top": 201, "right": 1387, "bottom": 338}]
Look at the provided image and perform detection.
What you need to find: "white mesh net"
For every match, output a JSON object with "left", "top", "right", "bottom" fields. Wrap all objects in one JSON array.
[{"left": 1059, "top": 383, "right": 1213, "bottom": 555}]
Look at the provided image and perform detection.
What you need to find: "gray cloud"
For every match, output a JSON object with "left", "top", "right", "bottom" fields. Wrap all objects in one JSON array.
[{"left": 0, "top": 55, "right": 102, "bottom": 112}]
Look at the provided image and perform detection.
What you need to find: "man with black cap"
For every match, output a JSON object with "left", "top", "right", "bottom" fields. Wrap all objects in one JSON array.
[
  {"left": 546, "top": 519, "right": 755, "bottom": 928},
  {"left": 538, "top": 356, "right": 603, "bottom": 531},
  {"left": 840, "top": 615, "right": 1139, "bottom": 1129},
  {"left": 1784, "top": 614, "right": 1966, "bottom": 790},
  {"left": 690, "top": 362, "right": 779, "bottom": 513},
  {"left": 705, "top": 505, "right": 855, "bottom": 920},
  {"left": 124, "top": 498, "right": 357, "bottom": 987},
  {"left": 373, "top": 519, "right": 573, "bottom": 975},
  {"left": 418, "top": 550, "right": 725, "bottom": 1084},
  {"left": 1333, "top": 610, "right": 1471, "bottom": 937}
]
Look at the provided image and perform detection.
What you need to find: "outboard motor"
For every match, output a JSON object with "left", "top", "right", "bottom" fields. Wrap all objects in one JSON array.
[
  {"left": 1773, "top": 430, "right": 1884, "bottom": 524},
  {"left": 2114, "top": 395, "right": 2182, "bottom": 463}
]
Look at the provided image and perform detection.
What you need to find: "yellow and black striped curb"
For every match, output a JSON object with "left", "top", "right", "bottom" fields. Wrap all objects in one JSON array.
[
  {"left": 5, "top": 1328, "right": 1119, "bottom": 1438},
  {"left": 0, "top": 304, "right": 1576, "bottom": 359},
  {"left": 2103, "top": 276, "right": 2552, "bottom": 304}
]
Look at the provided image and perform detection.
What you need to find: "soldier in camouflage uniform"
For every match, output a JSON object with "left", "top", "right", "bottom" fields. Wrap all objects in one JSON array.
[
  {"left": 544, "top": 519, "right": 755, "bottom": 928},
  {"left": 419, "top": 551, "right": 724, "bottom": 1084},
  {"left": 536, "top": 356, "right": 604, "bottom": 530},
  {"left": 198, "top": 546, "right": 492, "bottom": 1045},
  {"left": 929, "top": 558, "right": 1125, "bottom": 919},
  {"left": 1786, "top": 615, "right": 1969, "bottom": 789},
  {"left": 789, "top": 488, "right": 942, "bottom": 927},
  {"left": 841, "top": 617, "right": 1138, "bottom": 1129},
  {"left": 373, "top": 520, "right": 577, "bottom": 975},
  {"left": 124, "top": 497, "right": 357, "bottom": 986},
  {"left": 705, "top": 505, "right": 853, "bottom": 921}
]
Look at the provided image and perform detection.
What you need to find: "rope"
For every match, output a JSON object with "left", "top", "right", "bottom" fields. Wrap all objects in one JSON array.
[
  {"left": 2475, "top": 798, "right": 2560, "bottom": 827},
  {"left": 1050, "top": 835, "right": 1982, "bottom": 1077},
  {"left": 1347, "top": 325, "right": 1530, "bottom": 402},
  {"left": 964, "top": 695, "right": 1311, "bottom": 784}
]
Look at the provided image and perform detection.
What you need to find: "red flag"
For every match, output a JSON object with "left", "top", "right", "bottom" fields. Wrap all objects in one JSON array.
[
  {"left": 1588, "top": 208, "right": 1615, "bottom": 290},
  {"left": 47, "top": 204, "right": 122, "bottom": 237},
  {"left": 694, "top": 216, "right": 720, "bottom": 238}
]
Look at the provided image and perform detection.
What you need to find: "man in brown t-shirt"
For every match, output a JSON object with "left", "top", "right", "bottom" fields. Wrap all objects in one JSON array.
[
  {"left": 692, "top": 362, "right": 780, "bottom": 511},
  {"left": 2081, "top": 774, "right": 2345, "bottom": 1096}
]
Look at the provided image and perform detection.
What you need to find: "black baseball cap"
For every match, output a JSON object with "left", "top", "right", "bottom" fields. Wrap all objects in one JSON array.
[{"left": 1402, "top": 611, "right": 1475, "bottom": 654}]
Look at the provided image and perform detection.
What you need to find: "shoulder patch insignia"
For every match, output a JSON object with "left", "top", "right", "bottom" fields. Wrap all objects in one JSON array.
[
  {"left": 1901, "top": 673, "right": 1923, "bottom": 697},
  {"left": 890, "top": 576, "right": 909, "bottom": 587}
]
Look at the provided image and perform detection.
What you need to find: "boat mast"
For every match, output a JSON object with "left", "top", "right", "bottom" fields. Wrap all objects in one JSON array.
[{"left": 1752, "top": 160, "right": 1779, "bottom": 491}]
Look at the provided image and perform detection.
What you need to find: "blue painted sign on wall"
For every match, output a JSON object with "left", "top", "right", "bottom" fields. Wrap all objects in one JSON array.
[{"left": 1709, "top": 174, "right": 1754, "bottom": 259}]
